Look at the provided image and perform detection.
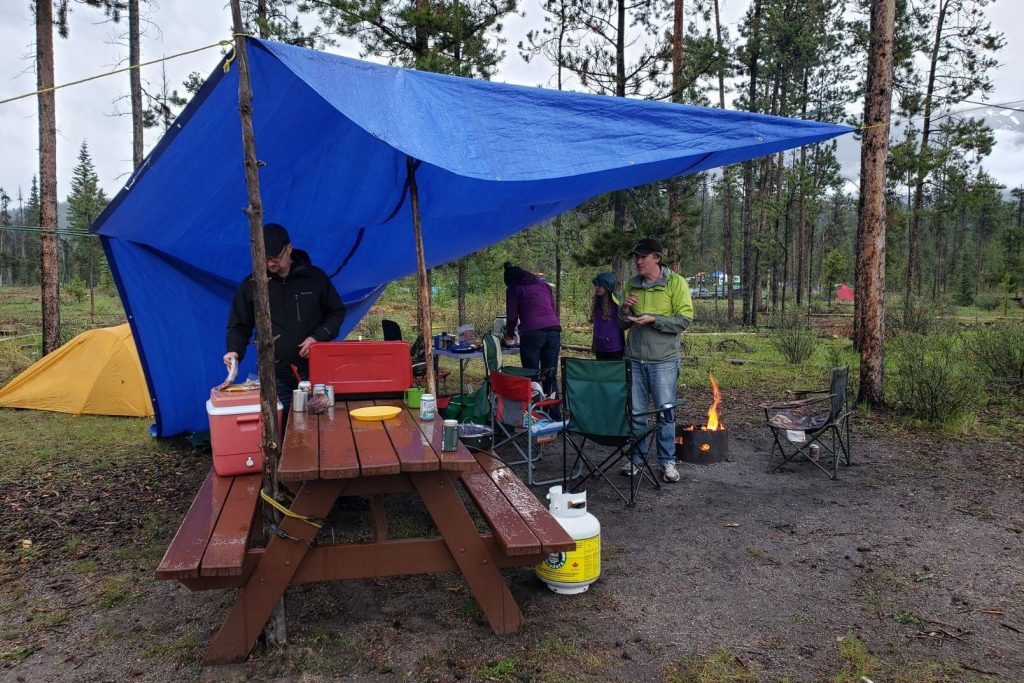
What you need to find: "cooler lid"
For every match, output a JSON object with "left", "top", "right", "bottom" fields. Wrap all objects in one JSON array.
[{"left": 210, "top": 386, "right": 264, "bottom": 409}]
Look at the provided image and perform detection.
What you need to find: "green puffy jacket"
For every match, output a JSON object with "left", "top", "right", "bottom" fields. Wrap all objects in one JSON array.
[{"left": 618, "top": 266, "right": 693, "bottom": 362}]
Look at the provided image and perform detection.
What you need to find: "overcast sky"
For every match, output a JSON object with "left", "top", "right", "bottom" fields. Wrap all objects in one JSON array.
[{"left": 1, "top": 0, "right": 1022, "bottom": 207}]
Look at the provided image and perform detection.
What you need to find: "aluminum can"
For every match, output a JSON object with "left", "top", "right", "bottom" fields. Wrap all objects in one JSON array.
[
  {"left": 298, "top": 381, "right": 312, "bottom": 393},
  {"left": 419, "top": 393, "right": 436, "bottom": 420},
  {"left": 292, "top": 389, "right": 308, "bottom": 412},
  {"left": 659, "top": 402, "right": 675, "bottom": 425},
  {"left": 442, "top": 419, "right": 459, "bottom": 451},
  {"left": 323, "top": 384, "right": 335, "bottom": 404}
]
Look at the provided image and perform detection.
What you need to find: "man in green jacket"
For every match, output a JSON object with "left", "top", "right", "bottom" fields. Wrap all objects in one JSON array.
[{"left": 618, "top": 237, "right": 694, "bottom": 482}]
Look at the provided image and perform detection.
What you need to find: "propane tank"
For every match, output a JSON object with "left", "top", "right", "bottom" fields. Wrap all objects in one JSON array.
[{"left": 535, "top": 486, "right": 601, "bottom": 594}]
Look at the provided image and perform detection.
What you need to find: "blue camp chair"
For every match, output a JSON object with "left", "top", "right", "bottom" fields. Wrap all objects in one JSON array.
[{"left": 490, "top": 370, "right": 566, "bottom": 486}]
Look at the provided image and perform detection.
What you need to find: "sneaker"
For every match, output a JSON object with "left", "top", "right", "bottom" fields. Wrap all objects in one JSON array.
[
  {"left": 661, "top": 462, "right": 680, "bottom": 483},
  {"left": 619, "top": 461, "right": 641, "bottom": 476}
]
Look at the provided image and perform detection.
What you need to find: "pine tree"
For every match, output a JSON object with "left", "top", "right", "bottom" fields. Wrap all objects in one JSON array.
[{"left": 67, "top": 142, "right": 110, "bottom": 319}]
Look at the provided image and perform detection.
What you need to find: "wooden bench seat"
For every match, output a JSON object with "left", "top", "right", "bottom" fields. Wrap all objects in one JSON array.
[
  {"left": 156, "top": 470, "right": 262, "bottom": 580},
  {"left": 460, "top": 451, "right": 575, "bottom": 558}
]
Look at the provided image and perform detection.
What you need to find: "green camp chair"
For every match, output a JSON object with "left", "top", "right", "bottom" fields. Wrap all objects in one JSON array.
[
  {"left": 482, "top": 333, "right": 536, "bottom": 378},
  {"left": 561, "top": 358, "right": 682, "bottom": 506},
  {"left": 763, "top": 365, "right": 852, "bottom": 479}
]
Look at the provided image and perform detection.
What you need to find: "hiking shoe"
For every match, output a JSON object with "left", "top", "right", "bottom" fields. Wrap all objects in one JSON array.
[
  {"left": 619, "top": 462, "right": 641, "bottom": 476},
  {"left": 661, "top": 462, "right": 680, "bottom": 483}
]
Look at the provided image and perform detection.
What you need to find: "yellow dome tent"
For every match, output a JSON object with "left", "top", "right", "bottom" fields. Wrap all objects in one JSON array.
[{"left": 0, "top": 324, "right": 153, "bottom": 417}]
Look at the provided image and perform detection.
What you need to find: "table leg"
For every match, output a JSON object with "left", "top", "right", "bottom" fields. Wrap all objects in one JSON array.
[
  {"left": 202, "top": 479, "right": 344, "bottom": 666},
  {"left": 411, "top": 471, "right": 525, "bottom": 635}
]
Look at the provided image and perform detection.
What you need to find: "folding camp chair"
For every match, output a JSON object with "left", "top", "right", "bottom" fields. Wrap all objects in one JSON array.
[
  {"left": 763, "top": 365, "right": 852, "bottom": 479},
  {"left": 490, "top": 370, "right": 566, "bottom": 486},
  {"left": 482, "top": 333, "right": 536, "bottom": 378},
  {"left": 381, "top": 319, "right": 449, "bottom": 393},
  {"left": 560, "top": 358, "right": 683, "bottom": 506}
]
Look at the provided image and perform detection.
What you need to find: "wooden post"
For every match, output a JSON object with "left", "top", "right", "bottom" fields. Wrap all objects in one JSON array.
[
  {"left": 406, "top": 156, "right": 435, "bottom": 396},
  {"left": 229, "top": 1, "right": 281, "bottom": 470},
  {"left": 230, "top": 0, "right": 286, "bottom": 648}
]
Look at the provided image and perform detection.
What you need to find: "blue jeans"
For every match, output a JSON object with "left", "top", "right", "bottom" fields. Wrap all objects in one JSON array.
[
  {"left": 519, "top": 329, "right": 561, "bottom": 397},
  {"left": 629, "top": 359, "right": 680, "bottom": 466}
]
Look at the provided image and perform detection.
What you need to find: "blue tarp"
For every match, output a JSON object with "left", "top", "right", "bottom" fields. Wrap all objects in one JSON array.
[{"left": 93, "top": 37, "right": 852, "bottom": 436}]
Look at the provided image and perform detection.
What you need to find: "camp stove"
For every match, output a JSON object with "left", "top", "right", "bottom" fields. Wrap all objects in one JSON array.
[{"left": 675, "top": 371, "right": 728, "bottom": 464}]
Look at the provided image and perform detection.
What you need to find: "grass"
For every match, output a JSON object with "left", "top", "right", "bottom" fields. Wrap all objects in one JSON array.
[
  {"left": 142, "top": 634, "right": 202, "bottom": 666},
  {"left": 96, "top": 573, "right": 143, "bottom": 609},
  {"left": 0, "top": 411, "right": 161, "bottom": 486},
  {"left": 828, "top": 634, "right": 995, "bottom": 683},
  {"left": 664, "top": 648, "right": 758, "bottom": 683},
  {"left": 475, "top": 657, "right": 518, "bottom": 681}
]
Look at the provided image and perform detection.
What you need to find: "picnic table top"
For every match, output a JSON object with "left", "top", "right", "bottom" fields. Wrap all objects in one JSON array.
[{"left": 279, "top": 398, "right": 477, "bottom": 481}]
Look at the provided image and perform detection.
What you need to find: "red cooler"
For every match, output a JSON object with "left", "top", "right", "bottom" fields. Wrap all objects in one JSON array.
[
  {"left": 206, "top": 387, "right": 282, "bottom": 476},
  {"left": 308, "top": 341, "right": 413, "bottom": 395}
]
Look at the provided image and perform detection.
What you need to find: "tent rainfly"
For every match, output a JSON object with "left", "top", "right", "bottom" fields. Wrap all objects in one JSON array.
[
  {"left": 0, "top": 324, "right": 153, "bottom": 417},
  {"left": 91, "top": 37, "right": 853, "bottom": 437}
]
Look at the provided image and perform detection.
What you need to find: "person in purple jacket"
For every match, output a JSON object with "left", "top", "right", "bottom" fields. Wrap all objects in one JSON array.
[
  {"left": 503, "top": 262, "right": 561, "bottom": 397},
  {"left": 590, "top": 272, "right": 625, "bottom": 360}
]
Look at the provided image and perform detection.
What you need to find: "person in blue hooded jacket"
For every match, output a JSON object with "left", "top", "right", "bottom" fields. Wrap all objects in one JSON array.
[{"left": 590, "top": 272, "right": 625, "bottom": 360}]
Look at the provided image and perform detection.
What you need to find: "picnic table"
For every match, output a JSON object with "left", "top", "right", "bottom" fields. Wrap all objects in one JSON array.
[{"left": 156, "top": 398, "right": 574, "bottom": 666}]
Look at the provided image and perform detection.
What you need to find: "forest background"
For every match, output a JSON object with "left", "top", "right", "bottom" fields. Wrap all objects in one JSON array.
[{"left": 0, "top": 0, "right": 1023, "bottom": 425}]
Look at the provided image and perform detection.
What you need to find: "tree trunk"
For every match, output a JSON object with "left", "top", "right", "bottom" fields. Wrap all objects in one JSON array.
[
  {"left": 796, "top": 70, "right": 809, "bottom": 306},
  {"left": 740, "top": 0, "right": 762, "bottom": 326},
  {"left": 905, "top": 0, "right": 948, "bottom": 320},
  {"left": 457, "top": 257, "right": 467, "bottom": 325},
  {"left": 856, "top": 0, "right": 896, "bottom": 408},
  {"left": 407, "top": 156, "right": 435, "bottom": 396},
  {"left": 713, "top": 0, "right": 733, "bottom": 320},
  {"left": 37, "top": 0, "right": 61, "bottom": 355},
  {"left": 129, "top": 0, "right": 143, "bottom": 169}
]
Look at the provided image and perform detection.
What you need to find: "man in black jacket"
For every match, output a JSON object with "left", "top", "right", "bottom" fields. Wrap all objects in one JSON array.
[{"left": 223, "top": 223, "right": 346, "bottom": 410}]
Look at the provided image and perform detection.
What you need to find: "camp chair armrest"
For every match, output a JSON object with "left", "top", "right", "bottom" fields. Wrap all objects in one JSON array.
[
  {"left": 630, "top": 397, "right": 686, "bottom": 420},
  {"left": 785, "top": 388, "right": 830, "bottom": 399},
  {"left": 501, "top": 367, "right": 537, "bottom": 378},
  {"left": 533, "top": 398, "right": 561, "bottom": 409},
  {"left": 761, "top": 395, "right": 831, "bottom": 410}
]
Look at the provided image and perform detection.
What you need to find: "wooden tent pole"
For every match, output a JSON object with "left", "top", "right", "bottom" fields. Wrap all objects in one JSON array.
[
  {"left": 230, "top": 0, "right": 287, "bottom": 647},
  {"left": 406, "top": 156, "right": 436, "bottom": 396},
  {"left": 229, "top": 2, "right": 280, "bottom": 476}
]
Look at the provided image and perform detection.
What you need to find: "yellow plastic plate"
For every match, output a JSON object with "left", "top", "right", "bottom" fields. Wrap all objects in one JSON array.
[{"left": 350, "top": 406, "right": 402, "bottom": 421}]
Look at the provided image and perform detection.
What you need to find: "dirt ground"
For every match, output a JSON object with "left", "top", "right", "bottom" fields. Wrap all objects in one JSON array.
[{"left": 2, "top": 387, "right": 1023, "bottom": 682}]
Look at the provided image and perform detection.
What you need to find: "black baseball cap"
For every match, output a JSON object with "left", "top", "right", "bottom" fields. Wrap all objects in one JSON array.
[
  {"left": 263, "top": 223, "right": 290, "bottom": 258},
  {"left": 630, "top": 237, "right": 664, "bottom": 256}
]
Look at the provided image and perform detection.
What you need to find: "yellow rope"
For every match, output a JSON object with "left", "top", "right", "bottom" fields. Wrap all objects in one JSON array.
[
  {"left": 0, "top": 34, "right": 250, "bottom": 108},
  {"left": 260, "top": 489, "right": 324, "bottom": 529}
]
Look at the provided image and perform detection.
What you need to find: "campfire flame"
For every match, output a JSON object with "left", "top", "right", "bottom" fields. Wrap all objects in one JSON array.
[{"left": 706, "top": 371, "right": 723, "bottom": 430}]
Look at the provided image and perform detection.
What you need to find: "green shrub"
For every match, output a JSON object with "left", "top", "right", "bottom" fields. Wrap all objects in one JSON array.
[
  {"left": 966, "top": 324, "right": 1024, "bottom": 385},
  {"left": 974, "top": 292, "right": 1001, "bottom": 311},
  {"left": 890, "top": 333, "right": 982, "bottom": 424},
  {"left": 65, "top": 277, "right": 87, "bottom": 304},
  {"left": 768, "top": 312, "right": 818, "bottom": 364}
]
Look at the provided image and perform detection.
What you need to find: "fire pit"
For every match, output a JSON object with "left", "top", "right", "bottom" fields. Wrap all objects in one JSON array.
[
  {"left": 675, "top": 372, "right": 728, "bottom": 464},
  {"left": 676, "top": 424, "right": 729, "bottom": 463}
]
